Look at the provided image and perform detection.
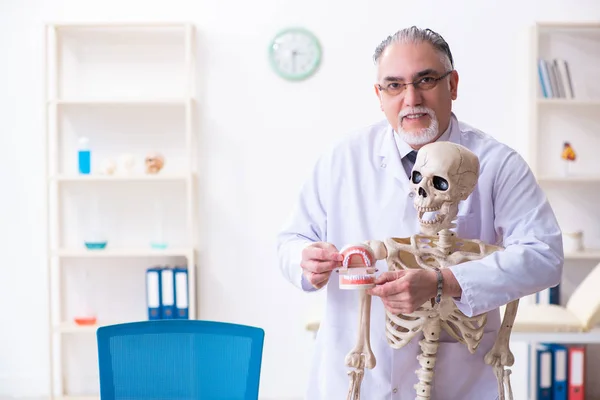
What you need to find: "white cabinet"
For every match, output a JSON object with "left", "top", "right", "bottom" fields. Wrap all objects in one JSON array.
[
  {"left": 44, "top": 22, "right": 198, "bottom": 399},
  {"left": 522, "top": 21, "right": 600, "bottom": 399}
]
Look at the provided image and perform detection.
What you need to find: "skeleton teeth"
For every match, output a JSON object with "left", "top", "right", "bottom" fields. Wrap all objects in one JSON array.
[
  {"left": 340, "top": 246, "right": 375, "bottom": 268},
  {"left": 422, "top": 211, "right": 439, "bottom": 222}
]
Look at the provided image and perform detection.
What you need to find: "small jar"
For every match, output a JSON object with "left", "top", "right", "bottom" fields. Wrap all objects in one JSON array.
[{"left": 563, "top": 231, "right": 584, "bottom": 253}]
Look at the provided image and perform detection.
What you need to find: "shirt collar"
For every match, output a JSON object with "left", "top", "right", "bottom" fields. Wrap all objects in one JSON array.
[{"left": 393, "top": 112, "right": 456, "bottom": 160}]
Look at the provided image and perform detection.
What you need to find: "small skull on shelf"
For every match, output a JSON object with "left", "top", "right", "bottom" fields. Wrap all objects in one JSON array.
[
  {"left": 99, "top": 158, "right": 117, "bottom": 175},
  {"left": 145, "top": 152, "right": 165, "bottom": 174},
  {"left": 119, "top": 153, "right": 135, "bottom": 174}
]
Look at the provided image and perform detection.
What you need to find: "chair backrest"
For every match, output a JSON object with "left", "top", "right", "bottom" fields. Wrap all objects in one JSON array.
[{"left": 97, "top": 320, "right": 265, "bottom": 400}]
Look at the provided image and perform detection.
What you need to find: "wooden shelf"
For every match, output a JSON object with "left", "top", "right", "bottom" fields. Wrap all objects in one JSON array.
[
  {"left": 537, "top": 176, "right": 600, "bottom": 183},
  {"left": 537, "top": 98, "right": 600, "bottom": 106},
  {"left": 52, "top": 247, "right": 194, "bottom": 258},
  {"left": 307, "top": 321, "right": 600, "bottom": 344},
  {"left": 565, "top": 249, "right": 600, "bottom": 260},
  {"left": 50, "top": 173, "right": 193, "bottom": 183},
  {"left": 511, "top": 329, "right": 600, "bottom": 344},
  {"left": 47, "top": 98, "right": 193, "bottom": 106},
  {"left": 54, "top": 321, "right": 119, "bottom": 334},
  {"left": 536, "top": 22, "right": 600, "bottom": 30},
  {"left": 52, "top": 21, "right": 191, "bottom": 29}
]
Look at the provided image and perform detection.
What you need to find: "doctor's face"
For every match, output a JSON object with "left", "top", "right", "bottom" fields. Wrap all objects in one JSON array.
[{"left": 374, "top": 41, "right": 458, "bottom": 148}]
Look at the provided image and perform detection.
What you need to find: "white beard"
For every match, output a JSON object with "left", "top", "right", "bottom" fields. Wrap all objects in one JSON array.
[{"left": 397, "top": 107, "right": 440, "bottom": 146}]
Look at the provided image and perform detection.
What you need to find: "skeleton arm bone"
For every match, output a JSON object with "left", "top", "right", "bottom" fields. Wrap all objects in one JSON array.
[
  {"left": 484, "top": 299, "right": 518, "bottom": 368},
  {"left": 365, "top": 239, "right": 463, "bottom": 299},
  {"left": 363, "top": 240, "right": 387, "bottom": 260}
]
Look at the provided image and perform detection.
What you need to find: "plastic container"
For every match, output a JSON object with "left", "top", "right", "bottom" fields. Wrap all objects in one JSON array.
[
  {"left": 150, "top": 199, "right": 168, "bottom": 249},
  {"left": 73, "top": 270, "right": 97, "bottom": 326},
  {"left": 78, "top": 137, "right": 91, "bottom": 174}
]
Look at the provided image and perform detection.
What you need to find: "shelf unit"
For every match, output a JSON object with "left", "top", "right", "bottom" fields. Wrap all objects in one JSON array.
[
  {"left": 306, "top": 321, "right": 600, "bottom": 344},
  {"left": 44, "top": 22, "right": 198, "bottom": 399},
  {"left": 527, "top": 21, "right": 600, "bottom": 399}
]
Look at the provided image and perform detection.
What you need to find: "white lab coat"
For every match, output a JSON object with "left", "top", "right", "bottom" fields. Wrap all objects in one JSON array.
[{"left": 277, "top": 114, "right": 564, "bottom": 400}]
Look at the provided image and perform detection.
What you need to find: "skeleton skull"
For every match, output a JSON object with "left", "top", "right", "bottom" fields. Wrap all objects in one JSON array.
[
  {"left": 410, "top": 142, "right": 479, "bottom": 235},
  {"left": 145, "top": 152, "right": 165, "bottom": 174}
]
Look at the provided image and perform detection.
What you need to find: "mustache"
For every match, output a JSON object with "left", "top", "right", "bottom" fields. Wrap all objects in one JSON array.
[{"left": 398, "top": 107, "right": 434, "bottom": 119}]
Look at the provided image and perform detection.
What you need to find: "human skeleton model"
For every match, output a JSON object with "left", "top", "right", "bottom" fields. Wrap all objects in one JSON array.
[{"left": 337, "top": 141, "right": 520, "bottom": 400}]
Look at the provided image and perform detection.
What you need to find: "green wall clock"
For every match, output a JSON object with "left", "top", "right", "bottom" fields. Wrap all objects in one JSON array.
[{"left": 268, "top": 27, "right": 322, "bottom": 81}]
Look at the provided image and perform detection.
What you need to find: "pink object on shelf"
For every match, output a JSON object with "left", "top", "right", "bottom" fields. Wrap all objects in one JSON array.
[{"left": 74, "top": 316, "right": 97, "bottom": 326}]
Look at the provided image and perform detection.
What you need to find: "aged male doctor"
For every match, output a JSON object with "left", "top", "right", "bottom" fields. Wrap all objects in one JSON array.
[{"left": 277, "top": 26, "right": 563, "bottom": 400}]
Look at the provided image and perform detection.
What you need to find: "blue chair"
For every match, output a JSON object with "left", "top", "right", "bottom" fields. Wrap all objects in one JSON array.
[{"left": 97, "top": 320, "right": 265, "bottom": 400}]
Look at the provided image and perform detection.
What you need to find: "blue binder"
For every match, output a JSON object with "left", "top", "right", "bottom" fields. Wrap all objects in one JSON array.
[
  {"left": 550, "top": 343, "right": 568, "bottom": 400},
  {"left": 174, "top": 266, "right": 189, "bottom": 319},
  {"left": 145, "top": 267, "right": 162, "bottom": 320},
  {"left": 160, "top": 267, "right": 176, "bottom": 319},
  {"left": 536, "top": 344, "right": 553, "bottom": 400},
  {"left": 536, "top": 284, "right": 560, "bottom": 305}
]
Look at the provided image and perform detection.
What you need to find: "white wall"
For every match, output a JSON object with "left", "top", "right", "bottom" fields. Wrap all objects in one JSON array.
[{"left": 2, "top": 0, "right": 600, "bottom": 399}]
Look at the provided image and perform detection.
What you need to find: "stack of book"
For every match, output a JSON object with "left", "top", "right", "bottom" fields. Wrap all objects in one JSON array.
[{"left": 538, "top": 58, "right": 575, "bottom": 99}]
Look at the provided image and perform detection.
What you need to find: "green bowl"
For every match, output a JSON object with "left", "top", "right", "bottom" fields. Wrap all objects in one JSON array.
[{"left": 85, "top": 241, "right": 107, "bottom": 250}]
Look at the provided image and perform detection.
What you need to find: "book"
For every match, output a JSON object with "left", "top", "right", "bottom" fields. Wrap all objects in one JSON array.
[{"left": 513, "top": 261, "right": 600, "bottom": 332}]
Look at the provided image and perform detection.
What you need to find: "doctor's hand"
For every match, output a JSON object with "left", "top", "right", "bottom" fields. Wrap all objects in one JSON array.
[
  {"left": 366, "top": 269, "right": 437, "bottom": 314},
  {"left": 301, "top": 242, "right": 344, "bottom": 289}
]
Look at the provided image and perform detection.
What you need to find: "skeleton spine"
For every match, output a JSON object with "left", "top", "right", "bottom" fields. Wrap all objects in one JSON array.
[
  {"left": 436, "top": 228, "right": 455, "bottom": 255},
  {"left": 414, "top": 317, "right": 441, "bottom": 400}
]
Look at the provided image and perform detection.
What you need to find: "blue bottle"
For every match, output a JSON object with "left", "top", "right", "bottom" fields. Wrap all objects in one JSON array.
[{"left": 78, "top": 137, "right": 91, "bottom": 174}]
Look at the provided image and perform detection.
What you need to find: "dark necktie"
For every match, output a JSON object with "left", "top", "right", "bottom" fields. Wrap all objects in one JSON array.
[
  {"left": 405, "top": 150, "right": 418, "bottom": 179},
  {"left": 406, "top": 150, "right": 418, "bottom": 164}
]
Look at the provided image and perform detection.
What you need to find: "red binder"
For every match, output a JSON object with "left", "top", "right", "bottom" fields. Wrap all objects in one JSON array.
[{"left": 568, "top": 346, "right": 586, "bottom": 400}]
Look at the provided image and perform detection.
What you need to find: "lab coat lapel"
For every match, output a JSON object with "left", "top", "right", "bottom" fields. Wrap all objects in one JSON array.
[{"left": 377, "top": 126, "right": 411, "bottom": 193}]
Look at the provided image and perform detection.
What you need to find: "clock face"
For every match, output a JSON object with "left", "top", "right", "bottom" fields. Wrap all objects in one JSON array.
[{"left": 269, "top": 28, "right": 322, "bottom": 81}]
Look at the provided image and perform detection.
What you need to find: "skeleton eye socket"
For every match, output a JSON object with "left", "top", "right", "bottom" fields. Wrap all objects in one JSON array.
[
  {"left": 433, "top": 176, "right": 449, "bottom": 191},
  {"left": 411, "top": 171, "right": 423, "bottom": 184}
]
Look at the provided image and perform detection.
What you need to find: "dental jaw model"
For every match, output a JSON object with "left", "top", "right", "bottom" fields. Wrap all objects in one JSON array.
[
  {"left": 337, "top": 244, "right": 377, "bottom": 400},
  {"left": 361, "top": 142, "right": 519, "bottom": 400}
]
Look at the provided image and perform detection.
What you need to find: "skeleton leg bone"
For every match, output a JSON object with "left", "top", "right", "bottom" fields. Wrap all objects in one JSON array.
[
  {"left": 345, "top": 289, "right": 375, "bottom": 400},
  {"left": 346, "top": 368, "right": 364, "bottom": 400},
  {"left": 503, "top": 370, "right": 513, "bottom": 400}
]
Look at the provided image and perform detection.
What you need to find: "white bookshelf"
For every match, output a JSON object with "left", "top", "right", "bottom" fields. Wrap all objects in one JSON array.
[
  {"left": 52, "top": 247, "right": 195, "bottom": 258},
  {"left": 44, "top": 22, "right": 198, "bottom": 399},
  {"left": 51, "top": 173, "right": 194, "bottom": 183},
  {"left": 512, "top": 329, "right": 600, "bottom": 344},
  {"left": 527, "top": 21, "right": 600, "bottom": 399}
]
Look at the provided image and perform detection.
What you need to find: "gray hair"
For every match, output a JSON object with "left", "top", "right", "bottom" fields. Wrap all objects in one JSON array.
[{"left": 373, "top": 26, "right": 454, "bottom": 71}]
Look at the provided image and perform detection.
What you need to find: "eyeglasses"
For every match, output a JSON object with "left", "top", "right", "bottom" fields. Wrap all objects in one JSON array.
[{"left": 378, "top": 70, "right": 453, "bottom": 96}]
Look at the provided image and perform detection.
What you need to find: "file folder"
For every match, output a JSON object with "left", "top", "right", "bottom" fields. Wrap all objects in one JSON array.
[
  {"left": 568, "top": 346, "right": 585, "bottom": 400},
  {"left": 536, "top": 344, "right": 553, "bottom": 400},
  {"left": 550, "top": 344, "right": 568, "bottom": 400},
  {"left": 145, "top": 267, "right": 162, "bottom": 320},
  {"left": 174, "top": 266, "right": 189, "bottom": 319},
  {"left": 160, "top": 267, "right": 176, "bottom": 319},
  {"left": 535, "top": 284, "right": 560, "bottom": 305}
]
